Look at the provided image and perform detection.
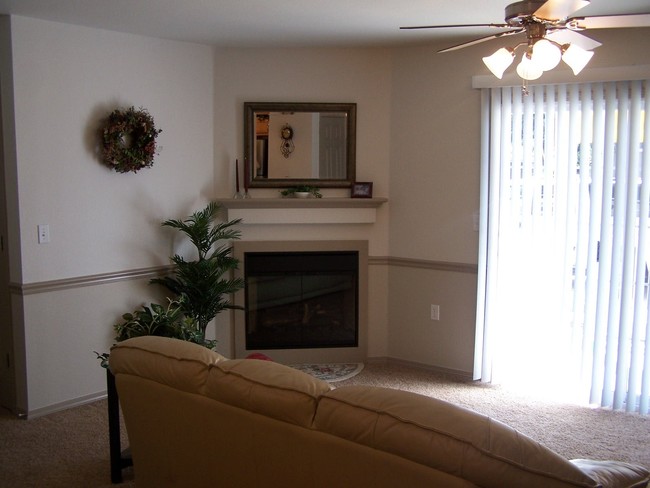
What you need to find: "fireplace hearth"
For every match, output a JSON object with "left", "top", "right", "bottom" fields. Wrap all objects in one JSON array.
[{"left": 233, "top": 241, "right": 368, "bottom": 363}]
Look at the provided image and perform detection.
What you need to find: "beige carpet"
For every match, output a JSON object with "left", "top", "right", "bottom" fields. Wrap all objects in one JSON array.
[
  {"left": 1, "top": 360, "right": 648, "bottom": 487},
  {"left": 0, "top": 400, "right": 134, "bottom": 488}
]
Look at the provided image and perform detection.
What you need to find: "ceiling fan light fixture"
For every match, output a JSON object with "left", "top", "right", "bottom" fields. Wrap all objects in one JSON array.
[
  {"left": 483, "top": 47, "right": 515, "bottom": 79},
  {"left": 516, "top": 52, "right": 543, "bottom": 81},
  {"left": 531, "top": 38, "right": 562, "bottom": 71},
  {"left": 403, "top": 0, "right": 650, "bottom": 88},
  {"left": 561, "top": 43, "right": 594, "bottom": 75}
]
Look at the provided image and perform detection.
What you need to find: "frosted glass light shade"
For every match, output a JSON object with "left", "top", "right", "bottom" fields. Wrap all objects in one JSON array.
[
  {"left": 531, "top": 39, "right": 562, "bottom": 71},
  {"left": 516, "top": 53, "right": 543, "bottom": 80},
  {"left": 562, "top": 43, "right": 594, "bottom": 75},
  {"left": 482, "top": 47, "right": 515, "bottom": 79}
]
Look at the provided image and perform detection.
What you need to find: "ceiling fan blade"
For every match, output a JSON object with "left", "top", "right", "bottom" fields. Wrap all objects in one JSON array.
[
  {"left": 546, "top": 29, "right": 601, "bottom": 50},
  {"left": 400, "top": 23, "right": 509, "bottom": 30},
  {"left": 438, "top": 29, "right": 523, "bottom": 53},
  {"left": 569, "top": 13, "right": 650, "bottom": 29},
  {"left": 535, "top": 0, "right": 590, "bottom": 20}
]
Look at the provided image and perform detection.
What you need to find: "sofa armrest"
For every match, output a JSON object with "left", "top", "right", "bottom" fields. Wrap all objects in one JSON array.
[
  {"left": 316, "top": 385, "right": 649, "bottom": 488},
  {"left": 109, "top": 336, "right": 226, "bottom": 395},
  {"left": 571, "top": 459, "right": 649, "bottom": 488}
]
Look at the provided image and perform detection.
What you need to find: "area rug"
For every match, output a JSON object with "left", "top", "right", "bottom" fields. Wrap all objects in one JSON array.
[{"left": 290, "top": 363, "right": 364, "bottom": 382}]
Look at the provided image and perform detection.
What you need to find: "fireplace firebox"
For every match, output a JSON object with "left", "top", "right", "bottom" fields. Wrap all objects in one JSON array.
[
  {"left": 245, "top": 251, "right": 358, "bottom": 350},
  {"left": 233, "top": 241, "right": 368, "bottom": 363}
]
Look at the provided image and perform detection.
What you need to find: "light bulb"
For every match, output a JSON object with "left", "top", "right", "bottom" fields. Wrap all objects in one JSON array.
[
  {"left": 562, "top": 43, "right": 594, "bottom": 75},
  {"left": 482, "top": 47, "right": 515, "bottom": 79},
  {"left": 516, "top": 53, "right": 543, "bottom": 81},
  {"left": 531, "top": 39, "right": 561, "bottom": 71}
]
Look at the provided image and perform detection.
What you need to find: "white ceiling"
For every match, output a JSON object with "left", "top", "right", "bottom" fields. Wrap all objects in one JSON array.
[{"left": 0, "top": 0, "right": 648, "bottom": 48}]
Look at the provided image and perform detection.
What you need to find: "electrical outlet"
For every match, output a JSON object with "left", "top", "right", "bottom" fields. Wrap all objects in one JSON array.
[{"left": 430, "top": 304, "right": 440, "bottom": 321}]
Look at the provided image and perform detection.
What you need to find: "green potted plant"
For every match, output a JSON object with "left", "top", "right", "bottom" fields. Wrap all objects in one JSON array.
[
  {"left": 113, "top": 298, "right": 214, "bottom": 346},
  {"left": 150, "top": 201, "right": 244, "bottom": 345},
  {"left": 280, "top": 185, "right": 322, "bottom": 198},
  {"left": 95, "top": 297, "right": 215, "bottom": 367}
]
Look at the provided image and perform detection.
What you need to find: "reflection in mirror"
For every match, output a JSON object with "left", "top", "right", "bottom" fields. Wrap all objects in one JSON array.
[{"left": 244, "top": 102, "right": 356, "bottom": 188}]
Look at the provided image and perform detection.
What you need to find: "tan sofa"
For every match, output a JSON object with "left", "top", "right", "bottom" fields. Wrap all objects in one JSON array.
[{"left": 109, "top": 336, "right": 649, "bottom": 488}]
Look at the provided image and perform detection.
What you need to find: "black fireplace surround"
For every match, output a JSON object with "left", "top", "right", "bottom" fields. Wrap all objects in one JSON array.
[{"left": 244, "top": 251, "right": 359, "bottom": 350}]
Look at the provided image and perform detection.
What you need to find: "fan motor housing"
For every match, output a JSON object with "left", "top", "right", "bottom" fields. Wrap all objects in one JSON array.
[{"left": 505, "top": 0, "right": 547, "bottom": 25}]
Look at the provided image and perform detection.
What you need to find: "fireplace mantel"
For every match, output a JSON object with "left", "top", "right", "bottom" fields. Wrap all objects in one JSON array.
[{"left": 220, "top": 197, "right": 387, "bottom": 224}]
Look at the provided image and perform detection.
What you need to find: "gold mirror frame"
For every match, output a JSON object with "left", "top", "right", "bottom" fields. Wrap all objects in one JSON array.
[{"left": 244, "top": 102, "right": 356, "bottom": 188}]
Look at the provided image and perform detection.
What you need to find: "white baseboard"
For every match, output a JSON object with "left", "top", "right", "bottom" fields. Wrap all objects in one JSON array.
[{"left": 26, "top": 390, "right": 107, "bottom": 419}]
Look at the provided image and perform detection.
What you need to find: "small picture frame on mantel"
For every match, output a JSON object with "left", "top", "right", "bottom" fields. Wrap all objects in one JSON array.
[{"left": 351, "top": 182, "right": 373, "bottom": 198}]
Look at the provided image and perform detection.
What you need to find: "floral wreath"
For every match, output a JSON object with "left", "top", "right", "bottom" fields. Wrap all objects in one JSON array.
[{"left": 101, "top": 106, "right": 162, "bottom": 174}]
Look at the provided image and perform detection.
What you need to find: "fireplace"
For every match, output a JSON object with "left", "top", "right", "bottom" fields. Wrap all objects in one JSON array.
[
  {"left": 245, "top": 251, "right": 358, "bottom": 350},
  {"left": 233, "top": 241, "right": 367, "bottom": 363}
]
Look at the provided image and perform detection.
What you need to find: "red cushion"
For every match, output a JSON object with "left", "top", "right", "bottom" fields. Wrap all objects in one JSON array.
[{"left": 246, "top": 352, "right": 273, "bottom": 361}]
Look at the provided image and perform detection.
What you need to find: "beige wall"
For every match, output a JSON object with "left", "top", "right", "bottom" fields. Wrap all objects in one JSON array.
[
  {"left": 4, "top": 16, "right": 215, "bottom": 414},
  {"left": 388, "top": 265, "right": 477, "bottom": 371},
  {"left": 2, "top": 11, "right": 649, "bottom": 414},
  {"left": 11, "top": 17, "right": 215, "bottom": 283}
]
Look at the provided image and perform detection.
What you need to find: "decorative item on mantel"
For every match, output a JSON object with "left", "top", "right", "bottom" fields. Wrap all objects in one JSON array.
[
  {"left": 233, "top": 159, "right": 243, "bottom": 199},
  {"left": 101, "top": 106, "right": 162, "bottom": 174},
  {"left": 243, "top": 157, "right": 251, "bottom": 198},
  {"left": 351, "top": 182, "right": 373, "bottom": 198},
  {"left": 280, "top": 185, "right": 323, "bottom": 198},
  {"left": 233, "top": 159, "right": 251, "bottom": 199}
]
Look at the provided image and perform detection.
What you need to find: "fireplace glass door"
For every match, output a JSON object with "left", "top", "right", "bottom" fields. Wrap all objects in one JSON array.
[{"left": 244, "top": 251, "right": 358, "bottom": 350}]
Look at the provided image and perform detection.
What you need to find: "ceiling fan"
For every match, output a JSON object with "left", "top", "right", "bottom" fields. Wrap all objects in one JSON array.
[{"left": 400, "top": 0, "right": 650, "bottom": 82}]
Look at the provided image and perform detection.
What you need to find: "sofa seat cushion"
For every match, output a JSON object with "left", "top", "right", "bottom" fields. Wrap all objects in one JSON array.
[
  {"left": 316, "top": 386, "right": 608, "bottom": 488},
  {"left": 206, "top": 359, "right": 331, "bottom": 428},
  {"left": 109, "top": 336, "right": 226, "bottom": 395}
]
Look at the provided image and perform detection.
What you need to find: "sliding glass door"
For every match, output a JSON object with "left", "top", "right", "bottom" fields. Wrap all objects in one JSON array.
[{"left": 476, "top": 81, "right": 650, "bottom": 413}]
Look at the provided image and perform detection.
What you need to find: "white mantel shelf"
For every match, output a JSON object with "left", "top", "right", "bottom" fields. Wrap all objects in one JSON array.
[{"left": 220, "top": 197, "right": 387, "bottom": 224}]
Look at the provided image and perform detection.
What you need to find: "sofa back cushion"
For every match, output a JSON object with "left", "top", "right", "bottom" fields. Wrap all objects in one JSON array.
[
  {"left": 109, "top": 336, "right": 226, "bottom": 395},
  {"left": 316, "top": 386, "right": 599, "bottom": 488},
  {"left": 205, "top": 359, "right": 331, "bottom": 428}
]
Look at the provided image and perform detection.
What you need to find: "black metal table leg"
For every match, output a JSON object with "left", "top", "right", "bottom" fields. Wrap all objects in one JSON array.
[{"left": 107, "top": 369, "right": 132, "bottom": 483}]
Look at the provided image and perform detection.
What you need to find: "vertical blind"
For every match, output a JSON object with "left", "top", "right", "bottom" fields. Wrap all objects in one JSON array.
[{"left": 476, "top": 80, "right": 650, "bottom": 413}]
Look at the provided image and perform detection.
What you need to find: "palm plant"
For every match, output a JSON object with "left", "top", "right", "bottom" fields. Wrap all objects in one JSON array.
[{"left": 150, "top": 201, "right": 244, "bottom": 344}]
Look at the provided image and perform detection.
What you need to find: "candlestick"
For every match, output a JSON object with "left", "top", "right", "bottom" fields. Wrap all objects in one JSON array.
[
  {"left": 244, "top": 157, "right": 251, "bottom": 198},
  {"left": 236, "top": 159, "right": 240, "bottom": 192},
  {"left": 233, "top": 159, "right": 243, "bottom": 199}
]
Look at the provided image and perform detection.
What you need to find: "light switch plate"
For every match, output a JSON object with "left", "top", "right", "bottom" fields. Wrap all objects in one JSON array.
[{"left": 38, "top": 224, "right": 50, "bottom": 244}]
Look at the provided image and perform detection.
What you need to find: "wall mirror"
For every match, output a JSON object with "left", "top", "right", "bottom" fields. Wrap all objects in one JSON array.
[{"left": 244, "top": 102, "right": 356, "bottom": 188}]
